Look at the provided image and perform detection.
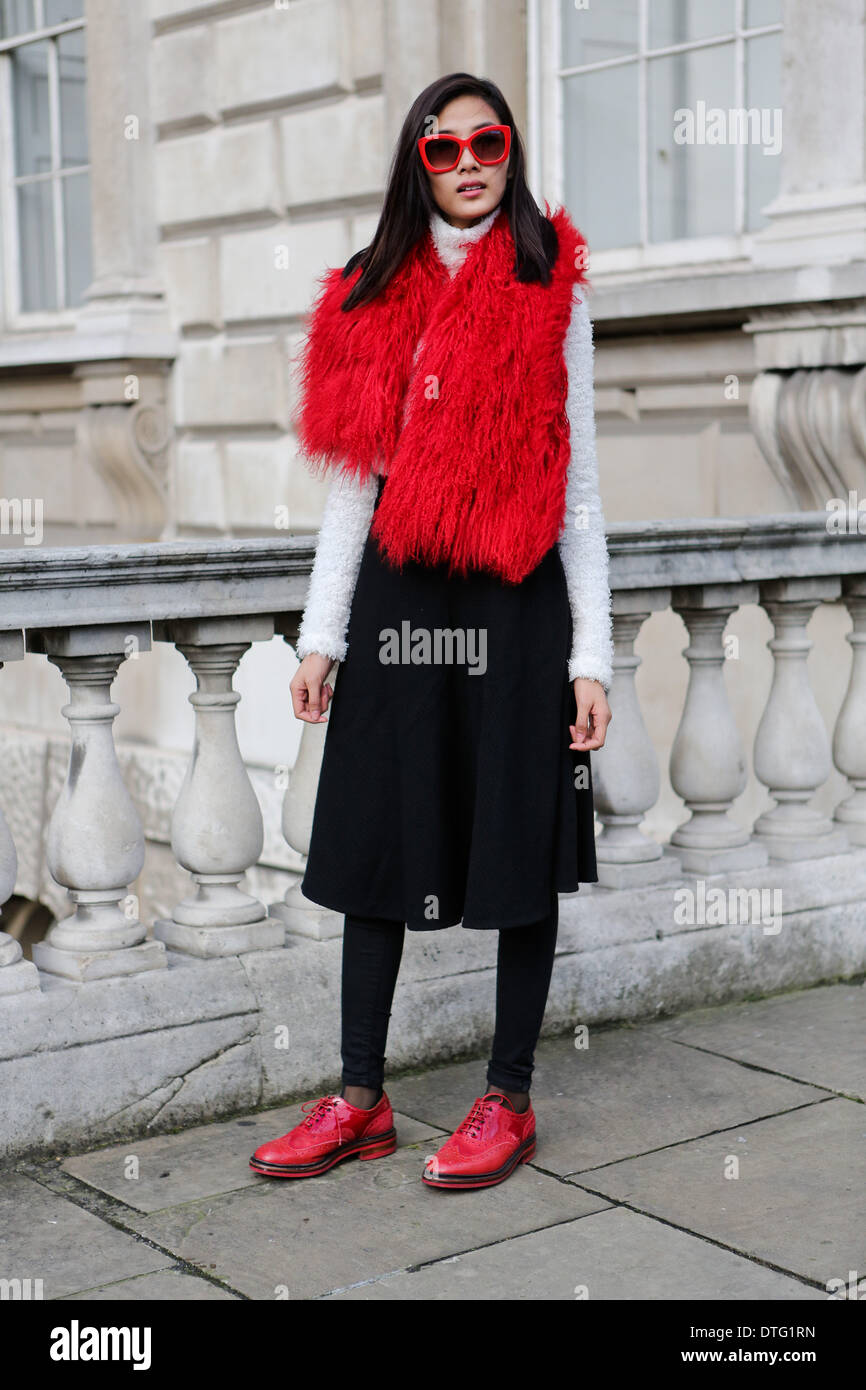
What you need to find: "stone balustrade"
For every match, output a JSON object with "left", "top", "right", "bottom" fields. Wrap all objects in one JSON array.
[
  {"left": 0, "top": 512, "right": 864, "bottom": 994},
  {"left": 0, "top": 511, "right": 864, "bottom": 1158},
  {"left": 0, "top": 535, "right": 313, "bottom": 986},
  {"left": 597, "top": 513, "right": 866, "bottom": 886}
]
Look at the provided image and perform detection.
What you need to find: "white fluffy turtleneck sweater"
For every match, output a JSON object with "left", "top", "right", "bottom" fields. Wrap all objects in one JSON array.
[{"left": 295, "top": 205, "right": 614, "bottom": 691}]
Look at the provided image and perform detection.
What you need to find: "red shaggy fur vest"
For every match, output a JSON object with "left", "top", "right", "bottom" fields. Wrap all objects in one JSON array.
[{"left": 295, "top": 206, "right": 589, "bottom": 584}]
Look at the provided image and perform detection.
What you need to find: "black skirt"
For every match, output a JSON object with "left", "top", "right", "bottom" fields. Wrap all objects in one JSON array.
[{"left": 300, "top": 476, "right": 598, "bottom": 931}]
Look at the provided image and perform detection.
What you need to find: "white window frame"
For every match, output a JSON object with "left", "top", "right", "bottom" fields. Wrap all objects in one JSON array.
[
  {"left": 527, "top": 0, "right": 783, "bottom": 279},
  {"left": 0, "top": 1, "right": 89, "bottom": 330}
]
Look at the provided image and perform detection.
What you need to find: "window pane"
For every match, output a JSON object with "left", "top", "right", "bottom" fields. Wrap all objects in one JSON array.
[
  {"left": 649, "top": 1, "right": 734, "bottom": 47},
  {"left": 563, "top": 65, "right": 640, "bottom": 251},
  {"left": 12, "top": 40, "right": 52, "bottom": 176},
  {"left": 648, "top": 44, "right": 736, "bottom": 240},
  {"left": 746, "top": 0, "right": 781, "bottom": 25},
  {"left": 745, "top": 32, "right": 782, "bottom": 230},
  {"left": 561, "top": 0, "right": 639, "bottom": 68},
  {"left": 17, "top": 178, "right": 57, "bottom": 309},
  {"left": 62, "top": 169, "right": 91, "bottom": 304},
  {"left": 43, "top": 0, "right": 84, "bottom": 21},
  {"left": 0, "top": 0, "right": 34, "bottom": 38},
  {"left": 58, "top": 28, "right": 87, "bottom": 166}
]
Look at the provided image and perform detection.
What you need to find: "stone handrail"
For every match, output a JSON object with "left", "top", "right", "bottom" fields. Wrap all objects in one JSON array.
[{"left": 0, "top": 509, "right": 864, "bottom": 993}]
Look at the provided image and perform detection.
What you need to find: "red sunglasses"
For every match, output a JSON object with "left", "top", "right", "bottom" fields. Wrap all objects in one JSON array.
[{"left": 417, "top": 124, "right": 512, "bottom": 173}]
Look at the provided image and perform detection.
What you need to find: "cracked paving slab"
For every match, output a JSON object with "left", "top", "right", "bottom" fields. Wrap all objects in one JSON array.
[
  {"left": 0, "top": 1171, "right": 172, "bottom": 1300},
  {"left": 562, "top": 1098, "right": 866, "bottom": 1288},
  {"left": 386, "top": 1030, "right": 828, "bottom": 1175},
  {"left": 645, "top": 982, "right": 866, "bottom": 1100},
  {"left": 7, "top": 980, "right": 861, "bottom": 1300},
  {"left": 321, "top": 1206, "right": 827, "bottom": 1301},
  {"left": 124, "top": 1145, "right": 610, "bottom": 1300},
  {"left": 58, "top": 1268, "right": 240, "bottom": 1300},
  {"left": 60, "top": 1105, "right": 444, "bottom": 1212}
]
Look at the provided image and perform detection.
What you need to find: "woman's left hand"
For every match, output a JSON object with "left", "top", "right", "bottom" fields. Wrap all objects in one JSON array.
[{"left": 569, "top": 678, "right": 612, "bottom": 751}]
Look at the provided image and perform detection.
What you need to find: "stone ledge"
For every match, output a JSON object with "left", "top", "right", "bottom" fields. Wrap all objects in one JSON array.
[{"left": 1, "top": 854, "right": 864, "bottom": 1161}]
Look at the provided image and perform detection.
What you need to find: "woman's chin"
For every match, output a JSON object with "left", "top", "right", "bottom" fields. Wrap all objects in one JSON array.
[{"left": 440, "top": 197, "right": 497, "bottom": 226}]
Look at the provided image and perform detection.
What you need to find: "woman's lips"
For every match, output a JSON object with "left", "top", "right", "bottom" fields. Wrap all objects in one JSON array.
[{"left": 457, "top": 184, "right": 485, "bottom": 198}]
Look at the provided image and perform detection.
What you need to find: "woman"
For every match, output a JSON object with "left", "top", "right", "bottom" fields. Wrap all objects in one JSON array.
[{"left": 250, "top": 73, "right": 613, "bottom": 1191}]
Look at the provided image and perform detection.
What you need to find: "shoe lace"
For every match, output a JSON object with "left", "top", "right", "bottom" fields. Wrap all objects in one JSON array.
[
  {"left": 456, "top": 1096, "right": 498, "bottom": 1140},
  {"left": 301, "top": 1095, "right": 343, "bottom": 1142}
]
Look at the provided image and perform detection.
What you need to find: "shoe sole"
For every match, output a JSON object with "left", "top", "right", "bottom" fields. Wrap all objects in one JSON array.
[
  {"left": 249, "top": 1127, "right": 397, "bottom": 1178},
  {"left": 421, "top": 1134, "right": 536, "bottom": 1189}
]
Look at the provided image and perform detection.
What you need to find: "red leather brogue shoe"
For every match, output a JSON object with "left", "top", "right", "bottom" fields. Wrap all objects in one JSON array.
[
  {"left": 421, "top": 1091, "right": 536, "bottom": 1190},
  {"left": 249, "top": 1091, "right": 396, "bottom": 1178}
]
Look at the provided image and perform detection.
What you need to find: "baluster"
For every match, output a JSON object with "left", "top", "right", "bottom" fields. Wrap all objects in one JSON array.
[
  {"left": 27, "top": 624, "right": 166, "bottom": 981},
  {"left": 832, "top": 578, "right": 866, "bottom": 845},
  {"left": 0, "top": 781, "right": 38, "bottom": 996},
  {"left": 152, "top": 617, "right": 284, "bottom": 957},
  {"left": 752, "top": 577, "right": 849, "bottom": 859},
  {"left": 592, "top": 590, "right": 683, "bottom": 887},
  {"left": 0, "top": 633, "right": 39, "bottom": 994},
  {"left": 268, "top": 627, "right": 343, "bottom": 939},
  {"left": 668, "top": 584, "right": 769, "bottom": 873}
]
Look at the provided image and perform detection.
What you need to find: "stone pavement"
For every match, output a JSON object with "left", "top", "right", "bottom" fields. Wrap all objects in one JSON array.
[{"left": 2, "top": 980, "right": 863, "bottom": 1301}]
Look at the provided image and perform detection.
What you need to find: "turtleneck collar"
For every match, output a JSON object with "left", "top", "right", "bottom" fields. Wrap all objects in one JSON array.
[{"left": 429, "top": 204, "right": 502, "bottom": 276}]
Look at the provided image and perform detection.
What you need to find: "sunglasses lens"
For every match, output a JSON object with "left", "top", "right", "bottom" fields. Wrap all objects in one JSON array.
[
  {"left": 471, "top": 129, "right": 506, "bottom": 163},
  {"left": 424, "top": 137, "right": 461, "bottom": 169}
]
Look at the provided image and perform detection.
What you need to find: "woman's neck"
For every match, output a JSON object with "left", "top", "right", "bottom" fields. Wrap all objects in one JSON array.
[{"left": 429, "top": 203, "right": 501, "bottom": 276}]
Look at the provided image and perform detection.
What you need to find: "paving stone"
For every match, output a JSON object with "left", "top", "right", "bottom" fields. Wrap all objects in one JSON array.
[
  {"left": 62, "top": 1105, "right": 441, "bottom": 1213},
  {"left": 324, "top": 1206, "right": 825, "bottom": 1301},
  {"left": 8, "top": 982, "right": 859, "bottom": 1300},
  {"left": 59, "top": 1267, "right": 240, "bottom": 1300},
  {"left": 564, "top": 1098, "right": 865, "bottom": 1288},
  {"left": 128, "top": 1144, "right": 609, "bottom": 1299},
  {"left": 0, "top": 1172, "right": 171, "bottom": 1300},
  {"left": 388, "top": 1030, "right": 826, "bottom": 1176},
  {"left": 648, "top": 983, "right": 866, "bottom": 1101}
]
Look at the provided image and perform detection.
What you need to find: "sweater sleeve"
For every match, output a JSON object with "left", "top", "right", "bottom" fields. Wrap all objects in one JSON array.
[
  {"left": 295, "top": 469, "right": 379, "bottom": 663},
  {"left": 557, "top": 287, "right": 615, "bottom": 692}
]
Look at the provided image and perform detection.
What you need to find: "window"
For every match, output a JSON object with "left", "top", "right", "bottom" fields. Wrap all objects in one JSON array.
[
  {"left": 535, "top": 0, "right": 782, "bottom": 265},
  {"left": 0, "top": 0, "right": 90, "bottom": 320}
]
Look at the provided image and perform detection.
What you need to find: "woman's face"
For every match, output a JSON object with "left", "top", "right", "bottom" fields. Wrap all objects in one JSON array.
[{"left": 422, "top": 95, "right": 511, "bottom": 229}]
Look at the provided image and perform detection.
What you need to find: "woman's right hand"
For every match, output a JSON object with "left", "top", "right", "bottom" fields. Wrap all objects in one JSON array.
[{"left": 290, "top": 652, "right": 336, "bottom": 722}]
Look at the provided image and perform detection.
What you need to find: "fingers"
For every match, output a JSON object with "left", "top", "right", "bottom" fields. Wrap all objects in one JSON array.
[
  {"left": 289, "top": 672, "right": 332, "bottom": 723},
  {"left": 570, "top": 694, "right": 593, "bottom": 748},
  {"left": 305, "top": 674, "right": 326, "bottom": 722},
  {"left": 289, "top": 673, "right": 307, "bottom": 720},
  {"left": 569, "top": 696, "right": 612, "bottom": 751}
]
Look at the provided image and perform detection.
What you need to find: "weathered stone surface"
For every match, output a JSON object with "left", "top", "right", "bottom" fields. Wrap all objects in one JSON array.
[
  {"left": 648, "top": 982, "right": 866, "bottom": 1101},
  {"left": 220, "top": 221, "right": 348, "bottom": 324},
  {"left": 388, "top": 1031, "right": 825, "bottom": 1176},
  {"left": 0, "top": 952, "right": 255, "bottom": 1059},
  {"left": 61, "top": 1106, "right": 441, "bottom": 1213},
  {"left": 215, "top": 0, "right": 352, "bottom": 114},
  {"left": 0, "top": 1008, "right": 259, "bottom": 1154},
  {"left": 325, "top": 1208, "right": 825, "bottom": 1301},
  {"left": 2, "top": 983, "right": 857, "bottom": 1301},
  {"left": 280, "top": 95, "right": 385, "bottom": 208},
  {"left": 151, "top": 23, "right": 216, "bottom": 127},
  {"left": 1, "top": 875, "right": 863, "bottom": 1159},
  {"left": 156, "top": 124, "right": 281, "bottom": 227},
  {"left": 0, "top": 1172, "right": 171, "bottom": 1300},
  {"left": 60, "top": 1268, "right": 240, "bottom": 1300},
  {"left": 567, "top": 1099, "right": 865, "bottom": 1287},
  {"left": 129, "top": 1147, "right": 608, "bottom": 1300},
  {"left": 175, "top": 338, "right": 290, "bottom": 431}
]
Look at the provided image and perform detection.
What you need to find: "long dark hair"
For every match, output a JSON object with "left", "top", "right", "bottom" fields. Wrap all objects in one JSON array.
[{"left": 340, "top": 72, "right": 558, "bottom": 310}]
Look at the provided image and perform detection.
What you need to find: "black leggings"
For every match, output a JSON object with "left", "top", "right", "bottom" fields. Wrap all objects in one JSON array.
[{"left": 341, "top": 893, "right": 559, "bottom": 1095}]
